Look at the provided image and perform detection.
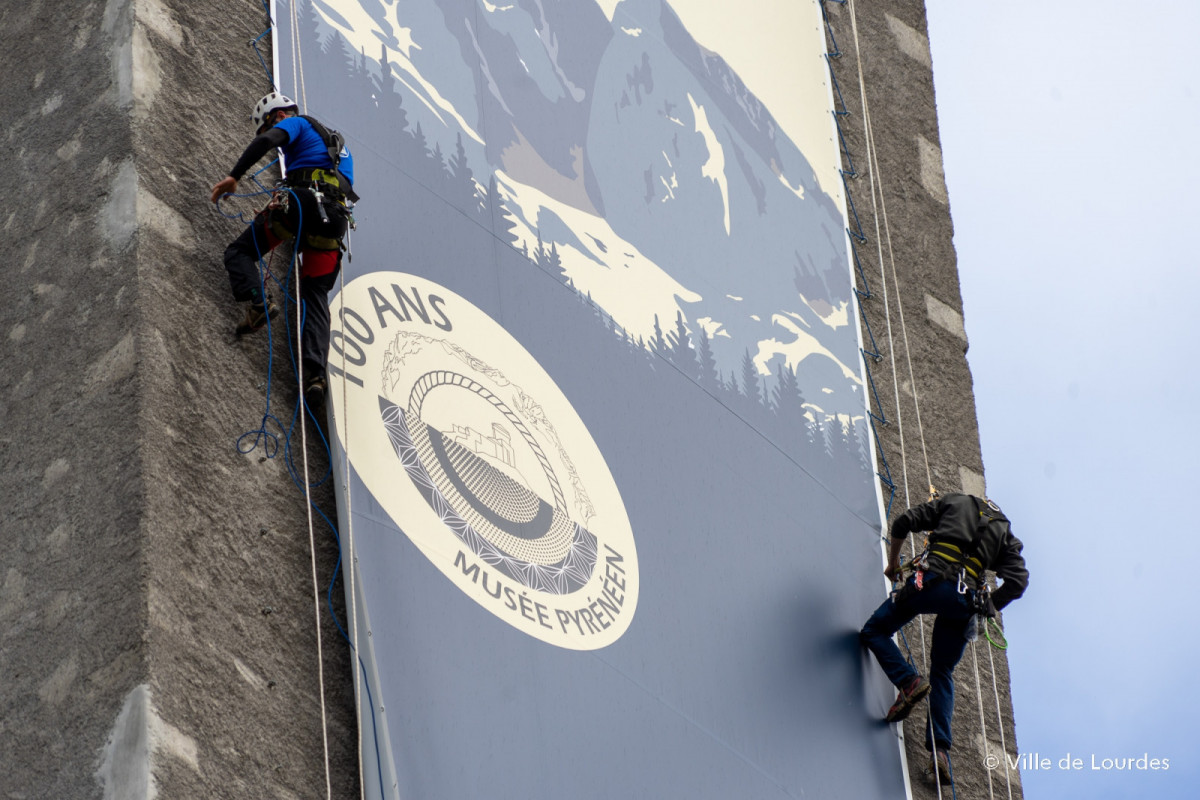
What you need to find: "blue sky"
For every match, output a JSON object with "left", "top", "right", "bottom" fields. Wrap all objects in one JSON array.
[{"left": 924, "top": 2, "right": 1200, "bottom": 798}]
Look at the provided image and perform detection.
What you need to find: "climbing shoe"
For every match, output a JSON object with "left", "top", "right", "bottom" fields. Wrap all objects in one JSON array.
[
  {"left": 885, "top": 675, "right": 931, "bottom": 723},
  {"left": 304, "top": 374, "right": 327, "bottom": 406},
  {"left": 235, "top": 299, "right": 279, "bottom": 336},
  {"left": 931, "top": 749, "right": 952, "bottom": 784}
]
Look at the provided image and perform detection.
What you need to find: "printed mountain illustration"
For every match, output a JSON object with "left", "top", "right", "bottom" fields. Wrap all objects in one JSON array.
[{"left": 287, "top": 0, "right": 864, "bottom": 419}]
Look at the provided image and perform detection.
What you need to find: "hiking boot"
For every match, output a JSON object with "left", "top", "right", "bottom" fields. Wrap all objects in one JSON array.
[
  {"left": 885, "top": 675, "right": 931, "bottom": 723},
  {"left": 304, "top": 374, "right": 327, "bottom": 406},
  {"left": 931, "top": 749, "right": 952, "bottom": 784},
  {"left": 236, "top": 298, "right": 279, "bottom": 335}
]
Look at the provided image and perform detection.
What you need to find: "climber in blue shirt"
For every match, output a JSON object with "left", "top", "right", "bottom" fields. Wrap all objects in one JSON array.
[{"left": 210, "top": 92, "right": 358, "bottom": 405}]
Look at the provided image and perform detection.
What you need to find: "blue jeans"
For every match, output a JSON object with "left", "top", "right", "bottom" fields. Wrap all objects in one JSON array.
[{"left": 860, "top": 572, "right": 972, "bottom": 751}]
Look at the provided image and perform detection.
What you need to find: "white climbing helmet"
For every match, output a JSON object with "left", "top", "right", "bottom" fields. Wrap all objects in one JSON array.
[{"left": 252, "top": 91, "right": 297, "bottom": 134}]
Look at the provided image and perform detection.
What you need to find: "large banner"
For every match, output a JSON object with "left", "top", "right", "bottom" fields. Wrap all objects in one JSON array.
[{"left": 274, "top": 1, "right": 904, "bottom": 796}]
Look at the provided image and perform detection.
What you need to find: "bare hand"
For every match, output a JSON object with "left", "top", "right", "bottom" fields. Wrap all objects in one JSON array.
[
  {"left": 210, "top": 176, "right": 237, "bottom": 204},
  {"left": 883, "top": 561, "right": 899, "bottom": 583}
]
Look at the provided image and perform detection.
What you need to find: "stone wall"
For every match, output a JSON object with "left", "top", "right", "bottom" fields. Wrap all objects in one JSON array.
[
  {"left": 1, "top": 1, "right": 357, "bottom": 796},
  {"left": 0, "top": 1, "right": 1017, "bottom": 797},
  {"left": 822, "top": 1, "right": 1024, "bottom": 797}
]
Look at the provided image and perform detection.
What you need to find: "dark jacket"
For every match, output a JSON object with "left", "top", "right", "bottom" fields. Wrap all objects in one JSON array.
[{"left": 891, "top": 493, "right": 1029, "bottom": 610}]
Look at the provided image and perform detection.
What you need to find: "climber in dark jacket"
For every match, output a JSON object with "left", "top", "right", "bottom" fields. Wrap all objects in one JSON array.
[
  {"left": 210, "top": 91, "right": 357, "bottom": 405},
  {"left": 860, "top": 493, "right": 1028, "bottom": 782}
]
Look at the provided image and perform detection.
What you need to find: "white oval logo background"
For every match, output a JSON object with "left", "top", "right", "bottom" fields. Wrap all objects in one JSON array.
[{"left": 328, "top": 272, "right": 639, "bottom": 650}]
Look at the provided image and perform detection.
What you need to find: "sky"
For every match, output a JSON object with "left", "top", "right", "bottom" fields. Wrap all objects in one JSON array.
[{"left": 923, "top": 2, "right": 1200, "bottom": 798}]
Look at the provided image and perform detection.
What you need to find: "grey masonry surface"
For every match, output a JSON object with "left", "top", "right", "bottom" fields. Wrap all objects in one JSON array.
[
  {"left": 823, "top": 2, "right": 1025, "bottom": 797},
  {"left": 2, "top": 0, "right": 356, "bottom": 797},
  {"left": 0, "top": 0, "right": 1018, "bottom": 797}
]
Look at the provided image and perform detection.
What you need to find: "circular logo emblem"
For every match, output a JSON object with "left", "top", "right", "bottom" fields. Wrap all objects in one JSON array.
[{"left": 327, "top": 272, "right": 638, "bottom": 649}]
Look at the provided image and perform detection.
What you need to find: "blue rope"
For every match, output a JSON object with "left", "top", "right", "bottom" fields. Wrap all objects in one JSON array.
[
  {"left": 218, "top": 182, "right": 385, "bottom": 794},
  {"left": 826, "top": 54, "right": 850, "bottom": 116},
  {"left": 946, "top": 751, "right": 959, "bottom": 799},
  {"left": 218, "top": 188, "right": 285, "bottom": 457},
  {"left": 841, "top": 169, "right": 867, "bottom": 241},
  {"left": 871, "top": 414, "right": 897, "bottom": 517},
  {"left": 850, "top": 237, "right": 873, "bottom": 300},
  {"left": 250, "top": 0, "right": 275, "bottom": 90},
  {"left": 835, "top": 119, "right": 859, "bottom": 181},
  {"left": 818, "top": 5, "right": 901, "bottom": 523},
  {"left": 857, "top": 299, "right": 881, "bottom": 361},
  {"left": 819, "top": 0, "right": 842, "bottom": 58},
  {"left": 324, "top": 525, "right": 387, "bottom": 792}
]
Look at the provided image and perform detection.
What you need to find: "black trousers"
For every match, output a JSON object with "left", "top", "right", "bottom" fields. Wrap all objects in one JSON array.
[{"left": 223, "top": 208, "right": 343, "bottom": 378}]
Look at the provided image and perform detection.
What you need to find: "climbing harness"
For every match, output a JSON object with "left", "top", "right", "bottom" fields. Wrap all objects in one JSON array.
[
  {"left": 296, "top": 115, "right": 359, "bottom": 202},
  {"left": 219, "top": 9, "right": 378, "bottom": 797},
  {"left": 822, "top": 1, "right": 1017, "bottom": 797},
  {"left": 265, "top": 178, "right": 353, "bottom": 253}
]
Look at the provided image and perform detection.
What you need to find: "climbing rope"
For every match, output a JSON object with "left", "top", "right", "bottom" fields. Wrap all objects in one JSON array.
[
  {"left": 289, "top": 0, "right": 308, "bottom": 114},
  {"left": 842, "top": 0, "right": 1025, "bottom": 794},
  {"left": 249, "top": 0, "right": 274, "bottom": 90},
  {"left": 821, "top": 2, "right": 898, "bottom": 521},
  {"left": 230, "top": 8, "right": 381, "bottom": 793},
  {"left": 337, "top": 220, "right": 368, "bottom": 799},
  {"left": 276, "top": 8, "right": 344, "bottom": 795},
  {"left": 823, "top": 1, "right": 1022, "bottom": 797},
  {"left": 845, "top": 0, "right": 951, "bottom": 791},
  {"left": 218, "top": 181, "right": 385, "bottom": 796},
  {"left": 820, "top": 6, "right": 943, "bottom": 791},
  {"left": 984, "top": 617, "right": 1008, "bottom": 650},
  {"left": 290, "top": 208, "right": 334, "bottom": 799},
  {"left": 987, "top": 637, "right": 1015, "bottom": 800},
  {"left": 969, "top": 641, "right": 996, "bottom": 798}
]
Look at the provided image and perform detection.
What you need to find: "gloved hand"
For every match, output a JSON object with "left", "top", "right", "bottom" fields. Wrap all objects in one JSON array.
[{"left": 210, "top": 176, "right": 238, "bottom": 204}]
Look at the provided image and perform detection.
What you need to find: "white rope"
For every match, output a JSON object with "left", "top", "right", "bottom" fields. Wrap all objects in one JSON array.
[
  {"left": 296, "top": 253, "right": 334, "bottom": 800},
  {"left": 855, "top": 55, "right": 909, "bottom": 512},
  {"left": 970, "top": 642, "right": 997, "bottom": 799},
  {"left": 843, "top": 1, "right": 1020, "bottom": 793},
  {"left": 847, "top": 16, "right": 935, "bottom": 775},
  {"left": 875, "top": 149, "right": 932, "bottom": 494},
  {"left": 339, "top": 229, "right": 367, "bottom": 800},
  {"left": 865, "top": 32, "right": 1010, "bottom": 800},
  {"left": 856, "top": 57, "right": 952, "bottom": 798},
  {"left": 288, "top": 0, "right": 307, "bottom": 113},
  {"left": 282, "top": 5, "right": 330, "bottom": 794},
  {"left": 844, "top": 1, "right": 940, "bottom": 794},
  {"left": 987, "top": 636, "right": 1015, "bottom": 800},
  {"left": 288, "top": 0, "right": 298, "bottom": 109}
]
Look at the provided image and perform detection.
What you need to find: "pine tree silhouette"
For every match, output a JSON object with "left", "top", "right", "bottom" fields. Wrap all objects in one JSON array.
[
  {"left": 430, "top": 141, "right": 446, "bottom": 181},
  {"left": 740, "top": 348, "right": 762, "bottom": 408},
  {"left": 667, "top": 310, "right": 697, "bottom": 377},
  {"left": 544, "top": 242, "right": 567, "bottom": 284},
  {"left": 819, "top": 415, "right": 835, "bottom": 459},
  {"left": 410, "top": 122, "right": 430, "bottom": 172},
  {"left": 651, "top": 314, "right": 667, "bottom": 355},
  {"left": 696, "top": 327, "right": 719, "bottom": 389},
  {"left": 371, "top": 43, "right": 411, "bottom": 154},
  {"left": 485, "top": 175, "right": 522, "bottom": 247},
  {"left": 771, "top": 360, "right": 806, "bottom": 418},
  {"left": 447, "top": 132, "right": 480, "bottom": 217},
  {"left": 284, "top": 6, "right": 842, "bottom": 472}
]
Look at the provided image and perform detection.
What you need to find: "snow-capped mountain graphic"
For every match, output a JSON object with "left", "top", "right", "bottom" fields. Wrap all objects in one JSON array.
[{"left": 284, "top": 0, "right": 862, "bottom": 417}]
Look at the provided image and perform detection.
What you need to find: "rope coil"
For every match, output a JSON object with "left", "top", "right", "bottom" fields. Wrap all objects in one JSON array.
[{"left": 215, "top": 151, "right": 378, "bottom": 800}]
